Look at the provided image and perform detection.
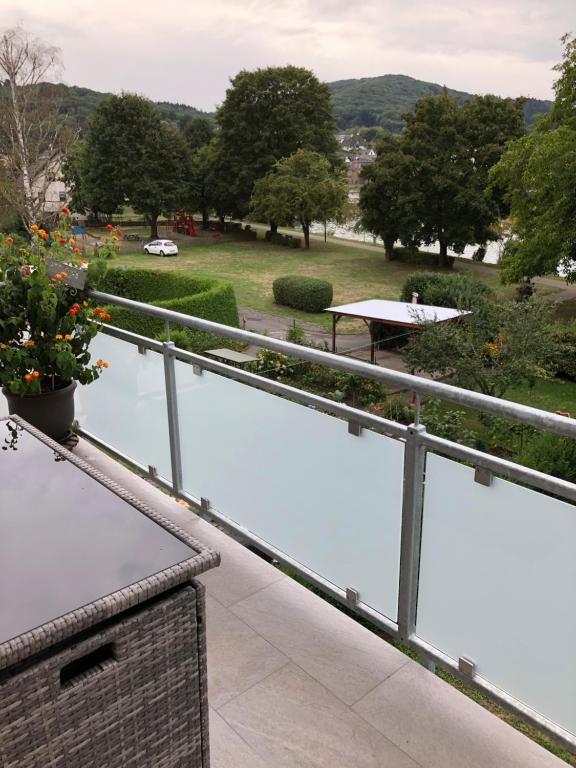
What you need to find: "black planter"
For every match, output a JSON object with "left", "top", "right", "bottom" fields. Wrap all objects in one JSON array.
[{"left": 3, "top": 381, "right": 77, "bottom": 442}]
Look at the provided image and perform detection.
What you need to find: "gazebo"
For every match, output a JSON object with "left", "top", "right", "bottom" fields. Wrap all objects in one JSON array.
[{"left": 325, "top": 299, "right": 470, "bottom": 363}]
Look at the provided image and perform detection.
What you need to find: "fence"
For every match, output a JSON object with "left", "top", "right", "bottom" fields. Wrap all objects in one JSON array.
[{"left": 13, "top": 289, "right": 576, "bottom": 752}]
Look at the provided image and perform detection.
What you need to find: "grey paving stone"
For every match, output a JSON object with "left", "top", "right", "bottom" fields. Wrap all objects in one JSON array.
[
  {"left": 209, "top": 708, "right": 270, "bottom": 768},
  {"left": 219, "top": 663, "right": 421, "bottom": 768},
  {"left": 206, "top": 595, "right": 289, "bottom": 710},
  {"left": 231, "top": 577, "right": 409, "bottom": 705},
  {"left": 352, "top": 662, "right": 566, "bottom": 768}
]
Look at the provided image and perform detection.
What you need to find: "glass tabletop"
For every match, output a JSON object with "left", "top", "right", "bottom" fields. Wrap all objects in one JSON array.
[{"left": 0, "top": 419, "right": 196, "bottom": 646}]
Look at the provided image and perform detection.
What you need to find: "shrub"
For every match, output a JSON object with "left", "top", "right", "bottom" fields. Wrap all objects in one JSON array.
[
  {"left": 153, "top": 327, "right": 239, "bottom": 354},
  {"left": 266, "top": 231, "right": 301, "bottom": 248},
  {"left": 285, "top": 323, "right": 307, "bottom": 345},
  {"left": 519, "top": 432, "right": 576, "bottom": 484},
  {"left": 273, "top": 275, "right": 333, "bottom": 313},
  {"left": 392, "top": 246, "right": 454, "bottom": 267},
  {"left": 549, "top": 321, "right": 576, "bottom": 381},
  {"left": 100, "top": 268, "right": 239, "bottom": 342},
  {"left": 399, "top": 272, "right": 492, "bottom": 310}
]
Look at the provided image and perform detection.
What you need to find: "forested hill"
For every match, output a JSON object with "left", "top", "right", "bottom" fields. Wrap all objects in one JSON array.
[
  {"left": 52, "top": 84, "right": 209, "bottom": 132},
  {"left": 328, "top": 74, "right": 552, "bottom": 132}
]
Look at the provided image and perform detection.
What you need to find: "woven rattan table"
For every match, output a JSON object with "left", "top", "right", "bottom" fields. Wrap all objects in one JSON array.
[{"left": 0, "top": 416, "right": 219, "bottom": 768}]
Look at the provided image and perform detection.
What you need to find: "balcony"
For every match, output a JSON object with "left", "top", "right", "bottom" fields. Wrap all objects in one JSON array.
[{"left": 3, "top": 289, "right": 574, "bottom": 767}]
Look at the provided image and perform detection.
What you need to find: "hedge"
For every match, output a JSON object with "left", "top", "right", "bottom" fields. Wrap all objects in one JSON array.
[
  {"left": 100, "top": 268, "right": 239, "bottom": 347},
  {"left": 273, "top": 275, "right": 333, "bottom": 313},
  {"left": 399, "top": 272, "right": 492, "bottom": 310},
  {"left": 550, "top": 320, "right": 576, "bottom": 381},
  {"left": 265, "top": 231, "right": 301, "bottom": 248}
]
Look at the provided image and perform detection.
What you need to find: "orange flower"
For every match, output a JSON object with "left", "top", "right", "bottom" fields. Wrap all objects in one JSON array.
[
  {"left": 31, "top": 224, "right": 39, "bottom": 232},
  {"left": 96, "top": 359, "right": 109, "bottom": 369},
  {"left": 69, "top": 238, "right": 76, "bottom": 245},
  {"left": 32, "top": 370, "right": 40, "bottom": 379},
  {"left": 23, "top": 373, "right": 33, "bottom": 382},
  {"left": 55, "top": 334, "right": 63, "bottom": 340},
  {"left": 73, "top": 247, "right": 80, "bottom": 254},
  {"left": 64, "top": 334, "right": 73, "bottom": 341},
  {"left": 4, "top": 236, "right": 13, "bottom": 245},
  {"left": 23, "top": 340, "right": 35, "bottom": 347},
  {"left": 53, "top": 230, "right": 62, "bottom": 237},
  {"left": 38, "top": 229, "right": 48, "bottom": 240}
]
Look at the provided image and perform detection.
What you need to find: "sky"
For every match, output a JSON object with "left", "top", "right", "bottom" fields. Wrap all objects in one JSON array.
[{"left": 0, "top": 0, "right": 572, "bottom": 110}]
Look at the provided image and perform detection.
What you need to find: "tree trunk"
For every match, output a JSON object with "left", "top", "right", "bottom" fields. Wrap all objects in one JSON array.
[
  {"left": 384, "top": 237, "right": 395, "bottom": 261},
  {"left": 438, "top": 239, "right": 452, "bottom": 268},
  {"left": 147, "top": 214, "right": 159, "bottom": 239},
  {"left": 201, "top": 207, "right": 209, "bottom": 230},
  {"left": 8, "top": 76, "right": 34, "bottom": 229},
  {"left": 270, "top": 221, "right": 278, "bottom": 235},
  {"left": 302, "top": 220, "right": 310, "bottom": 250}
]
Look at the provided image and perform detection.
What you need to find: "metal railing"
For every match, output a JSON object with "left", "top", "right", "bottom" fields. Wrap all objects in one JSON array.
[{"left": 84, "top": 289, "right": 576, "bottom": 753}]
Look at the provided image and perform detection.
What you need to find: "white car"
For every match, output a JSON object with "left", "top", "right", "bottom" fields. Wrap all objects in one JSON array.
[{"left": 143, "top": 239, "right": 178, "bottom": 256}]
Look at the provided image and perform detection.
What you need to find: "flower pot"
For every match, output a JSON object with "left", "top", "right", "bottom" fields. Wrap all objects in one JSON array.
[{"left": 2, "top": 381, "right": 77, "bottom": 442}]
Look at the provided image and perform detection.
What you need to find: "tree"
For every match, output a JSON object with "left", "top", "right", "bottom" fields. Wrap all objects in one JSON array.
[
  {"left": 250, "top": 149, "right": 348, "bottom": 249},
  {"left": 404, "top": 298, "right": 556, "bottom": 398},
  {"left": 400, "top": 92, "right": 523, "bottom": 267},
  {"left": 358, "top": 135, "right": 420, "bottom": 259},
  {"left": 216, "top": 66, "right": 339, "bottom": 220},
  {"left": 0, "top": 27, "right": 75, "bottom": 231},
  {"left": 68, "top": 94, "right": 191, "bottom": 238},
  {"left": 490, "top": 34, "right": 576, "bottom": 282},
  {"left": 183, "top": 117, "right": 215, "bottom": 153}
]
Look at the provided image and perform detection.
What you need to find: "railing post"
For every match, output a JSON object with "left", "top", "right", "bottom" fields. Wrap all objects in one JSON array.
[
  {"left": 398, "top": 422, "right": 426, "bottom": 643},
  {"left": 162, "top": 340, "right": 183, "bottom": 494}
]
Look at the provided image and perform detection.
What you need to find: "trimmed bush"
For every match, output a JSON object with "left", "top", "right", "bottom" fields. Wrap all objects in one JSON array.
[
  {"left": 399, "top": 272, "right": 492, "bottom": 310},
  {"left": 273, "top": 275, "right": 333, "bottom": 313},
  {"left": 100, "top": 268, "right": 239, "bottom": 349},
  {"left": 266, "top": 231, "right": 301, "bottom": 248}
]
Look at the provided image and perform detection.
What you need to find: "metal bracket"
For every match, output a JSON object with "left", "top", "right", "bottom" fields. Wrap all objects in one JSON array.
[
  {"left": 200, "top": 497, "right": 210, "bottom": 514},
  {"left": 348, "top": 420, "right": 362, "bottom": 437},
  {"left": 346, "top": 587, "right": 359, "bottom": 608},
  {"left": 193, "top": 364, "right": 203, "bottom": 376},
  {"left": 138, "top": 345, "right": 147, "bottom": 356},
  {"left": 148, "top": 465, "right": 158, "bottom": 478},
  {"left": 459, "top": 656, "right": 476, "bottom": 676},
  {"left": 474, "top": 466, "right": 492, "bottom": 487}
]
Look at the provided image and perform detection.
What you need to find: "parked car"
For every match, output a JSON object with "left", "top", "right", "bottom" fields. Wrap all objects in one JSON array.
[{"left": 143, "top": 239, "right": 178, "bottom": 256}]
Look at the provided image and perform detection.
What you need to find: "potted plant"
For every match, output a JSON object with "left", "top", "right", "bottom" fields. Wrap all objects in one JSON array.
[{"left": 0, "top": 210, "right": 118, "bottom": 441}]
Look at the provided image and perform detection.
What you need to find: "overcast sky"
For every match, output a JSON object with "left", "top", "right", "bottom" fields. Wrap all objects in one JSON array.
[{"left": 1, "top": 0, "right": 571, "bottom": 110}]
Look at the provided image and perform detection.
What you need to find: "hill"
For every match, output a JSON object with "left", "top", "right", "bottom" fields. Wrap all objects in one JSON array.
[
  {"left": 328, "top": 74, "right": 552, "bottom": 132},
  {"left": 52, "top": 84, "right": 209, "bottom": 133}
]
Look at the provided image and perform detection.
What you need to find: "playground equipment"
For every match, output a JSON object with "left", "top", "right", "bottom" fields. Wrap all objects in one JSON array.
[{"left": 173, "top": 213, "right": 197, "bottom": 237}]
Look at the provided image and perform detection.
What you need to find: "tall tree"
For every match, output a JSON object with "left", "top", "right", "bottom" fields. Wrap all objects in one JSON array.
[
  {"left": 216, "top": 66, "right": 339, "bottom": 220},
  {"left": 401, "top": 92, "right": 522, "bottom": 267},
  {"left": 183, "top": 117, "right": 215, "bottom": 153},
  {"left": 0, "top": 27, "right": 75, "bottom": 231},
  {"left": 358, "top": 135, "right": 421, "bottom": 260},
  {"left": 250, "top": 149, "right": 348, "bottom": 249},
  {"left": 68, "top": 94, "right": 190, "bottom": 238},
  {"left": 490, "top": 34, "right": 576, "bottom": 282}
]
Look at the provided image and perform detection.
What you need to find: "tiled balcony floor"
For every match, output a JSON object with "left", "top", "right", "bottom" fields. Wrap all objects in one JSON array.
[{"left": 75, "top": 440, "right": 566, "bottom": 768}]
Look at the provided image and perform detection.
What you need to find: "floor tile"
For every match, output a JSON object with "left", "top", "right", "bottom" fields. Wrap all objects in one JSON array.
[
  {"left": 206, "top": 595, "right": 289, "bottom": 710},
  {"left": 209, "top": 708, "right": 270, "bottom": 768},
  {"left": 352, "top": 662, "right": 566, "bottom": 768},
  {"left": 219, "top": 663, "right": 421, "bottom": 768},
  {"left": 231, "top": 577, "right": 408, "bottom": 704}
]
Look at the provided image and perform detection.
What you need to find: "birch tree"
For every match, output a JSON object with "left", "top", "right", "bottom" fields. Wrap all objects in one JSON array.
[{"left": 0, "top": 27, "right": 74, "bottom": 230}]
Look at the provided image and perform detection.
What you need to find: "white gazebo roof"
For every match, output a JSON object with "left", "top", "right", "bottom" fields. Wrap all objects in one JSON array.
[{"left": 325, "top": 299, "right": 470, "bottom": 327}]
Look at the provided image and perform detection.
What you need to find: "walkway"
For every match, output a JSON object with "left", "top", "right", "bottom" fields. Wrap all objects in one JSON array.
[{"left": 76, "top": 440, "right": 567, "bottom": 768}]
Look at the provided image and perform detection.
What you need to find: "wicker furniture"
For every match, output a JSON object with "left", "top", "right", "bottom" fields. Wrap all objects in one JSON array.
[{"left": 0, "top": 416, "right": 219, "bottom": 768}]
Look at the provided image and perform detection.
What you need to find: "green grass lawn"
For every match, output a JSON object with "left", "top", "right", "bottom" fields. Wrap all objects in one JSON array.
[
  {"left": 505, "top": 377, "right": 576, "bottom": 414},
  {"left": 107, "top": 232, "right": 515, "bottom": 331}
]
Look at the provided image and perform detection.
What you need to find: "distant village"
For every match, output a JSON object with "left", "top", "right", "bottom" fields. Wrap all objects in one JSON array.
[{"left": 336, "top": 132, "right": 376, "bottom": 189}]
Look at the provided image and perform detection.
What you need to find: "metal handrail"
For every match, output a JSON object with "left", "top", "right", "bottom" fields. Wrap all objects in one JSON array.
[{"left": 90, "top": 289, "right": 576, "bottom": 439}]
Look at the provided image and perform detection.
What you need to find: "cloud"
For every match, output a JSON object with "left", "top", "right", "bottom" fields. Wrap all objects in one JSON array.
[{"left": 0, "top": 0, "right": 570, "bottom": 108}]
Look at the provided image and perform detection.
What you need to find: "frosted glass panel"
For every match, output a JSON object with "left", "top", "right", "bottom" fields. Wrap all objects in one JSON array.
[
  {"left": 75, "top": 334, "right": 171, "bottom": 479},
  {"left": 418, "top": 453, "right": 576, "bottom": 736},
  {"left": 176, "top": 362, "right": 404, "bottom": 621}
]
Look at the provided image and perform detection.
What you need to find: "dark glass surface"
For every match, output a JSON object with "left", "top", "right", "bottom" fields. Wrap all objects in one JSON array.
[{"left": 0, "top": 421, "right": 196, "bottom": 645}]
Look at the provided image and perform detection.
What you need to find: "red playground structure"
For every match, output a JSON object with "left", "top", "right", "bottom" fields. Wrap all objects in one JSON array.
[{"left": 173, "top": 213, "right": 197, "bottom": 237}]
